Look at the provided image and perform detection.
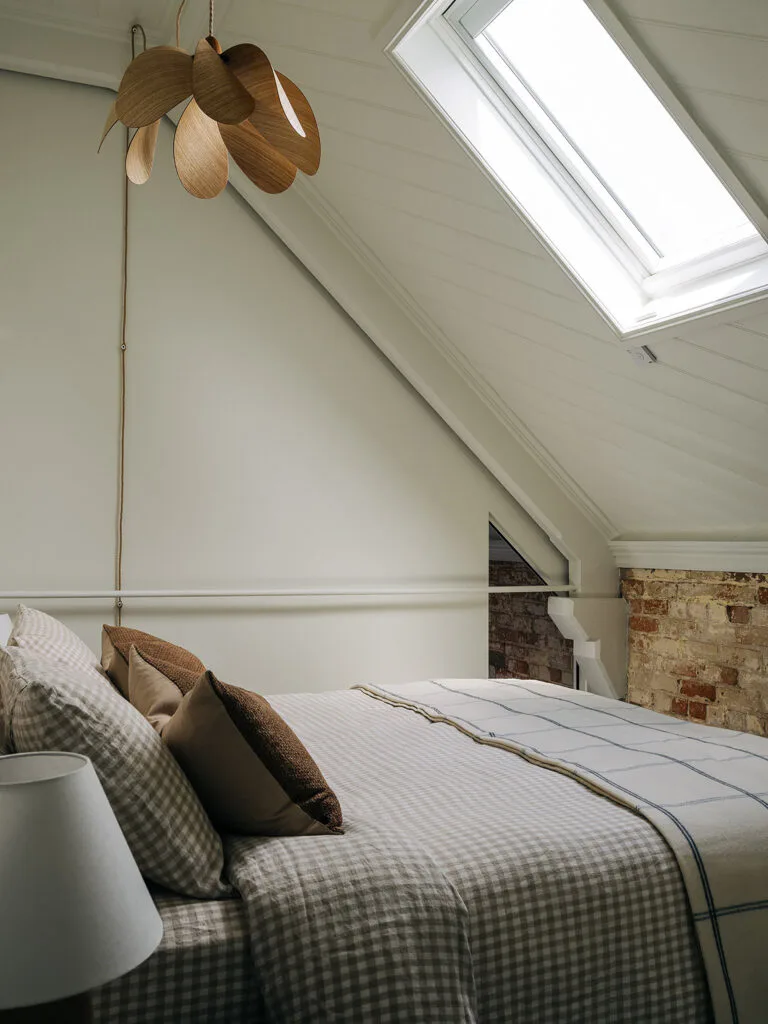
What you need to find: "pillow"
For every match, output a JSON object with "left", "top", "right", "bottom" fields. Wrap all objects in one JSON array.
[
  {"left": 128, "top": 651, "right": 343, "bottom": 837},
  {"left": 9, "top": 605, "right": 105, "bottom": 682},
  {"left": 102, "top": 624, "right": 204, "bottom": 698},
  {"left": 0, "top": 644, "right": 229, "bottom": 898},
  {"left": 128, "top": 645, "right": 184, "bottom": 731}
]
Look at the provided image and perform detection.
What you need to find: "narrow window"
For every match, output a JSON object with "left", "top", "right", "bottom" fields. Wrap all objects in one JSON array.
[{"left": 488, "top": 524, "right": 574, "bottom": 686}]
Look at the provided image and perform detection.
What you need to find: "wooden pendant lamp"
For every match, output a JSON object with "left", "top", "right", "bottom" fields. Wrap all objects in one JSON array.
[{"left": 99, "top": 0, "right": 320, "bottom": 198}]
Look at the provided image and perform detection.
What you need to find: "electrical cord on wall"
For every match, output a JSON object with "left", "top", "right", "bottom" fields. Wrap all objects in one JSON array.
[{"left": 115, "top": 23, "right": 146, "bottom": 627}]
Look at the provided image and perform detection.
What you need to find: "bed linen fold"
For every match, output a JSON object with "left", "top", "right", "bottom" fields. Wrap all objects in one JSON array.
[{"left": 356, "top": 678, "right": 768, "bottom": 1024}]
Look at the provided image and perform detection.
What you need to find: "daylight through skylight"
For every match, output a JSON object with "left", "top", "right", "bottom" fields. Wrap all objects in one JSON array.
[{"left": 477, "top": 0, "right": 753, "bottom": 267}]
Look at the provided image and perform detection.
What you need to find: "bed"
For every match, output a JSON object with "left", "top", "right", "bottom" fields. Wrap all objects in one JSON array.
[{"left": 88, "top": 677, "right": 768, "bottom": 1024}]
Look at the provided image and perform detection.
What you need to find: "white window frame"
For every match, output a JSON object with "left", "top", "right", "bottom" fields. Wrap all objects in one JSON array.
[{"left": 387, "top": 0, "right": 768, "bottom": 339}]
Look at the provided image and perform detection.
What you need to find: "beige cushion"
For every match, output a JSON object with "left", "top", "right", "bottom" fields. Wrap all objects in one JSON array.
[
  {"left": 0, "top": 645, "right": 228, "bottom": 898},
  {"left": 129, "top": 659, "right": 343, "bottom": 837},
  {"left": 102, "top": 625, "right": 204, "bottom": 698},
  {"left": 128, "top": 646, "right": 183, "bottom": 731}
]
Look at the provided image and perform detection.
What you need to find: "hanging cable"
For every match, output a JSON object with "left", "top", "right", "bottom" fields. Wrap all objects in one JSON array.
[
  {"left": 176, "top": 0, "right": 187, "bottom": 48},
  {"left": 115, "top": 25, "right": 145, "bottom": 627},
  {"left": 209, "top": 0, "right": 215, "bottom": 38}
]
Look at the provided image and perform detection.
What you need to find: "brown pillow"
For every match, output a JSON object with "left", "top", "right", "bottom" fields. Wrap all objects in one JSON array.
[
  {"left": 102, "top": 625, "right": 204, "bottom": 698},
  {"left": 129, "top": 659, "right": 343, "bottom": 837}
]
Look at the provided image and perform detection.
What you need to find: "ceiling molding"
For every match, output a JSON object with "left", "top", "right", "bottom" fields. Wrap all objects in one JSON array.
[
  {"left": 295, "top": 176, "right": 618, "bottom": 541},
  {"left": 610, "top": 540, "right": 768, "bottom": 572}
]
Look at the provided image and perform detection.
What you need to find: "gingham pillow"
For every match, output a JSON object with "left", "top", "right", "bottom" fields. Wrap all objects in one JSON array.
[
  {"left": 9, "top": 604, "right": 106, "bottom": 683},
  {"left": 0, "top": 645, "right": 230, "bottom": 898}
]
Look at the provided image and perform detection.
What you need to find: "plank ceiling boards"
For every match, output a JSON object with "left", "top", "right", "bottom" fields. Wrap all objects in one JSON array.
[{"left": 1, "top": 0, "right": 767, "bottom": 543}]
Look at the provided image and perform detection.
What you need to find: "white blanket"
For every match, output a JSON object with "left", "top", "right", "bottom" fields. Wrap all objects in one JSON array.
[{"left": 358, "top": 678, "right": 768, "bottom": 1024}]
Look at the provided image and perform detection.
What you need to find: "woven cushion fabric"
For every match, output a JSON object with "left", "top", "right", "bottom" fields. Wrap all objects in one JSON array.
[
  {"left": 102, "top": 625, "right": 205, "bottom": 699},
  {"left": 133, "top": 662, "right": 343, "bottom": 836},
  {"left": 0, "top": 645, "right": 229, "bottom": 898},
  {"left": 9, "top": 604, "right": 106, "bottom": 683}
]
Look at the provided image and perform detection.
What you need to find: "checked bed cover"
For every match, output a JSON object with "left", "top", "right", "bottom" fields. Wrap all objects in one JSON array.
[{"left": 96, "top": 682, "right": 718, "bottom": 1023}]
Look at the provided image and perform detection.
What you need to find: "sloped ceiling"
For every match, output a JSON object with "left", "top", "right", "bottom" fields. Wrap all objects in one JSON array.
[{"left": 2, "top": 0, "right": 767, "bottom": 543}]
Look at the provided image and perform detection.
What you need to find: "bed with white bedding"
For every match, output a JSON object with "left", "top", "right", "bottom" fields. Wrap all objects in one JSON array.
[{"left": 91, "top": 678, "right": 765, "bottom": 1024}]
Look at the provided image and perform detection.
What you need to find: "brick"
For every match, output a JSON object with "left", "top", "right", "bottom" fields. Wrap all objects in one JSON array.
[
  {"left": 668, "top": 600, "right": 689, "bottom": 619},
  {"left": 680, "top": 680, "right": 716, "bottom": 702},
  {"left": 548, "top": 668, "right": 562, "bottom": 683},
  {"left": 720, "top": 667, "right": 739, "bottom": 686},
  {"left": 629, "top": 615, "right": 659, "bottom": 634},
  {"left": 726, "top": 710, "right": 747, "bottom": 731},
  {"left": 727, "top": 605, "right": 752, "bottom": 625},
  {"left": 674, "top": 661, "right": 699, "bottom": 679},
  {"left": 670, "top": 697, "right": 689, "bottom": 717},
  {"left": 620, "top": 578, "right": 645, "bottom": 597},
  {"left": 643, "top": 599, "right": 669, "bottom": 615},
  {"left": 746, "top": 714, "right": 768, "bottom": 737},
  {"left": 689, "top": 701, "right": 708, "bottom": 722},
  {"left": 758, "top": 588, "right": 768, "bottom": 606}
]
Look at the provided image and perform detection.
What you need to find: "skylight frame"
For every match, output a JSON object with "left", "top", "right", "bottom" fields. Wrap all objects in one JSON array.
[{"left": 388, "top": 0, "right": 768, "bottom": 339}]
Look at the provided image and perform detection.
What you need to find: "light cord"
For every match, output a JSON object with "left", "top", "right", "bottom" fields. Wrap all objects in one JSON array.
[
  {"left": 209, "top": 0, "right": 215, "bottom": 37},
  {"left": 176, "top": 0, "right": 187, "bottom": 48}
]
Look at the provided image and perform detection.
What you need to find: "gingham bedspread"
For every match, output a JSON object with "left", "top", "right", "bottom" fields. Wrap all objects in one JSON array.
[
  {"left": 95, "top": 682, "right": 717, "bottom": 1024},
  {"left": 227, "top": 685, "right": 712, "bottom": 1024}
]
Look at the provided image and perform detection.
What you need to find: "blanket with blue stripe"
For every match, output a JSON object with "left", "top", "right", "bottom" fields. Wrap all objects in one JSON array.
[{"left": 355, "top": 678, "right": 768, "bottom": 1024}]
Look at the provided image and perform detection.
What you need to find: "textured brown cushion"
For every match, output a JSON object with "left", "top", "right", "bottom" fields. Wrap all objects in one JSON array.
[
  {"left": 102, "top": 625, "right": 204, "bottom": 698},
  {"left": 128, "top": 646, "right": 183, "bottom": 732},
  {"left": 149, "top": 669, "right": 343, "bottom": 837}
]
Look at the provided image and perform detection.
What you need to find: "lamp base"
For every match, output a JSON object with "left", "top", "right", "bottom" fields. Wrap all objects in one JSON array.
[{"left": 0, "top": 992, "right": 92, "bottom": 1023}]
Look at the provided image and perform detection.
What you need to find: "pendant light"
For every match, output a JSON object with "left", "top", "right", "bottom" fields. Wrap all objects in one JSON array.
[{"left": 100, "top": 0, "right": 320, "bottom": 198}]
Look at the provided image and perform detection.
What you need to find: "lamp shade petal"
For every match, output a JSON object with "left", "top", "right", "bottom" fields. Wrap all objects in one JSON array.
[
  {"left": 223, "top": 44, "right": 319, "bottom": 175},
  {"left": 219, "top": 120, "right": 297, "bottom": 194},
  {"left": 0, "top": 753, "right": 163, "bottom": 1009},
  {"left": 126, "top": 120, "right": 161, "bottom": 185},
  {"left": 174, "top": 98, "right": 229, "bottom": 199},
  {"left": 192, "top": 37, "right": 255, "bottom": 125},
  {"left": 98, "top": 100, "right": 120, "bottom": 152},
  {"left": 116, "top": 46, "right": 194, "bottom": 127},
  {"left": 275, "top": 73, "right": 321, "bottom": 175}
]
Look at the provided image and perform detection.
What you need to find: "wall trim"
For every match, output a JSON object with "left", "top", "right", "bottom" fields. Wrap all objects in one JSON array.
[{"left": 610, "top": 540, "right": 768, "bottom": 573}]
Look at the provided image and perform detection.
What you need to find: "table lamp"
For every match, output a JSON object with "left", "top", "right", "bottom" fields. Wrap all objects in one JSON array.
[{"left": 0, "top": 752, "right": 163, "bottom": 1022}]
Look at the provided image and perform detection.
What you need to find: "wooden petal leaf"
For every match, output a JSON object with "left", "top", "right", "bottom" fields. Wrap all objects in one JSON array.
[
  {"left": 126, "top": 121, "right": 161, "bottom": 185},
  {"left": 219, "top": 121, "right": 296, "bottom": 195},
  {"left": 174, "top": 98, "right": 229, "bottom": 199},
  {"left": 98, "top": 100, "right": 120, "bottom": 152},
  {"left": 116, "top": 46, "right": 193, "bottom": 127},
  {"left": 192, "top": 38, "right": 255, "bottom": 125},
  {"left": 223, "top": 44, "right": 319, "bottom": 175},
  {"left": 276, "top": 73, "right": 321, "bottom": 175}
]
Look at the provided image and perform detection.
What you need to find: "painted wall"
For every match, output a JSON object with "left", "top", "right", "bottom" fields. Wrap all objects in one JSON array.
[{"left": 0, "top": 71, "right": 567, "bottom": 693}]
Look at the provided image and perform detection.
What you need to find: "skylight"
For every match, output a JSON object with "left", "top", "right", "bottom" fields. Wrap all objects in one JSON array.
[{"left": 391, "top": 0, "right": 768, "bottom": 337}]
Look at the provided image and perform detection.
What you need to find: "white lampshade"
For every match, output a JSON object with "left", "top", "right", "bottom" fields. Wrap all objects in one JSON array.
[{"left": 0, "top": 752, "right": 163, "bottom": 1009}]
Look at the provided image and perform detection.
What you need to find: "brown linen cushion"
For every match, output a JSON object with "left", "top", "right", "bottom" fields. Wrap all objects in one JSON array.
[
  {"left": 102, "top": 625, "right": 204, "bottom": 698},
  {"left": 128, "top": 646, "right": 184, "bottom": 731},
  {"left": 128, "top": 658, "right": 343, "bottom": 836}
]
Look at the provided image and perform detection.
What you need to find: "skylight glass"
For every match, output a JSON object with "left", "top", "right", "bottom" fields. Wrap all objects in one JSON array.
[{"left": 475, "top": 0, "right": 754, "bottom": 266}]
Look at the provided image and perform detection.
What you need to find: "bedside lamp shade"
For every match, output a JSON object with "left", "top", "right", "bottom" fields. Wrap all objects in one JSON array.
[{"left": 0, "top": 752, "right": 163, "bottom": 1009}]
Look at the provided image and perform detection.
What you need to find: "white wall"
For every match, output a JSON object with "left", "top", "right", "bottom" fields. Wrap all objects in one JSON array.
[{"left": 0, "top": 71, "right": 566, "bottom": 693}]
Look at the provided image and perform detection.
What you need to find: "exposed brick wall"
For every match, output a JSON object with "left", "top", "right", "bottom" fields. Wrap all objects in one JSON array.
[
  {"left": 622, "top": 568, "right": 768, "bottom": 736},
  {"left": 489, "top": 561, "right": 574, "bottom": 686}
]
